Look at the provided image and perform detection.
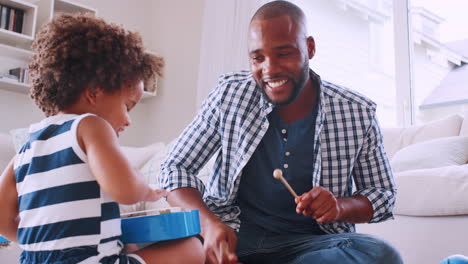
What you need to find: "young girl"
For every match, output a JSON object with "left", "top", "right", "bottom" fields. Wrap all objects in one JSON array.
[{"left": 0, "top": 13, "right": 204, "bottom": 264}]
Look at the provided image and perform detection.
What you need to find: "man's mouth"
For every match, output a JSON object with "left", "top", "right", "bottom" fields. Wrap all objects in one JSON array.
[{"left": 265, "top": 79, "right": 289, "bottom": 94}]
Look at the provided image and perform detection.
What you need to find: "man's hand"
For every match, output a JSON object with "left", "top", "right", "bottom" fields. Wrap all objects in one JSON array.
[
  {"left": 167, "top": 187, "right": 242, "bottom": 263},
  {"left": 295, "top": 186, "right": 342, "bottom": 223},
  {"left": 202, "top": 218, "right": 239, "bottom": 264}
]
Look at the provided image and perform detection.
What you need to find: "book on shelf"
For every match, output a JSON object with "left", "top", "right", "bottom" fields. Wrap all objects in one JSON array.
[
  {"left": 8, "top": 67, "right": 29, "bottom": 84},
  {"left": 0, "top": 73, "right": 19, "bottom": 82},
  {"left": 0, "top": 4, "right": 24, "bottom": 34},
  {"left": 0, "top": 6, "right": 7, "bottom": 29}
]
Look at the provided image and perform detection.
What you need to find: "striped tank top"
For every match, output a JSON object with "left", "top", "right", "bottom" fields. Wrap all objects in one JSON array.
[{"left": 14, "top": 114, "right": 122, "bottom": 264}]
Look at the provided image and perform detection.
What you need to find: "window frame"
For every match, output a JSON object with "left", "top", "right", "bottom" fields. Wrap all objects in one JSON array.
[{"left": 393, "top": 0, "right": 416, "bottom": 126}]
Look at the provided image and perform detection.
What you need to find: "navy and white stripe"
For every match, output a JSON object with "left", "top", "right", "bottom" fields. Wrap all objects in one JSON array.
[
  {"left": 14, "top": 114, "right": 122, "bottom": 264},
  {"left": 159, "top": 70, "right": 397, "bottom": 234}
]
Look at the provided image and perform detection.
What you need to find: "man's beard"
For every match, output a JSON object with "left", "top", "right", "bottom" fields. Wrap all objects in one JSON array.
[{"left": 259, "top": 63, "right": 309, "bottom": 106}]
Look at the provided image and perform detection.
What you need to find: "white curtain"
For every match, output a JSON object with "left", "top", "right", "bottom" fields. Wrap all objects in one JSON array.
[{"left": 196, "top": 0, "right": 270, "bottom": 108}]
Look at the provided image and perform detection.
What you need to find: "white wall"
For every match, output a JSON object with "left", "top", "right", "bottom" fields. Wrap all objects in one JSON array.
[
  {"left": 0, "top": 90, "right": 43, "bottom": 132},
  {"left": 75, "top": 0, "right": 205, "bottom": 146},
  {"left": 143, "top": 0, "right": 204, "bottom": 145},
  {"left": 0, "top": 0, "right": 205, "bottom": 147}
]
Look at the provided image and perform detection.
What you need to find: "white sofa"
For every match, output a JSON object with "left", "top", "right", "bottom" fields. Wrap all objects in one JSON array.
[
  {"left": 358, "top": 113, "right": 468, "bottom": 264},
  {"left": 1, "top": 114, "right": 468, "bottom": 264}
]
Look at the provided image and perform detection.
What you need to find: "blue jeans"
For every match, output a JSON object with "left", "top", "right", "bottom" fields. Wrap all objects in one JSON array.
[
  {"left": 440, "top": 255, "right": 468, "bottom": 264},
  {"left": 236, "top": 222, "right": 403, "bottom": 264}
]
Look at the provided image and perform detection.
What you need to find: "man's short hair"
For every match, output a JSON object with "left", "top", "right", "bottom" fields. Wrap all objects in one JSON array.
[{"left": 251, "top": 0, "right": 306, "bottom": 28}]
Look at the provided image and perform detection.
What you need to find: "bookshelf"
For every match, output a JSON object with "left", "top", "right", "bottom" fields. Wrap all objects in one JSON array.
[
  {"left": 54, "top": 0, "right": 97, "bottom": 14},
  {"left": 0, "top": 0, "right": 158, "bottom": 100},
  {"left": 0, "top": 0, "right": 37, "bottom": 49},
  {"left": 0, "top": 76, "right": 30, "bottom": 94},
  {"left": 142, "top": 50, "right": 160, "bottom": 100},
  {"left": 0, "top": 43, "right": 33, "bottom": 94},
  {"left": 35, "top": 0, "right": 97, "bottom": 36}
]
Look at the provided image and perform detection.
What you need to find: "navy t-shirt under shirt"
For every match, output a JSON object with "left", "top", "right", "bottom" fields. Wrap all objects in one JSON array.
[{"left": 237, "top": 103, "right": 324, "bottom": 235}]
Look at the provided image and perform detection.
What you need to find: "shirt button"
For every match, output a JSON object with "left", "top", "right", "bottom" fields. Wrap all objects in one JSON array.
[
  {"left": 281, "top": 129, "right": 287, "bottom": 134},
  {"left": 285, "top": 152, "right": 290, "bottom": 156},
  {"left": 283, "top": 164, "right": 289, "bottom": 169}
]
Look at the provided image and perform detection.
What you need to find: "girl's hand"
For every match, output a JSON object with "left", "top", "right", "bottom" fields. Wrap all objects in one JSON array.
[{"left": 143, "top": 188, "right": 168, "bottom": 202}]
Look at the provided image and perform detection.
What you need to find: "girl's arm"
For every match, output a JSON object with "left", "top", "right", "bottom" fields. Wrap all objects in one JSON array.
[
  {"left": 77, "top": 116, "right": 166, "bottom": 204},
  {"left": 0, "top": 158, "right": 19, "bottom": 241}
]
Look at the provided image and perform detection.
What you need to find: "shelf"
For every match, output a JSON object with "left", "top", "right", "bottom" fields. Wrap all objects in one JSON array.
[
  {"left": 0, "top": 43, "right": 33, "bottom": 60},
  {"left": 0, "top": 78, "right": 156, "bottom": 98},
  {"left": 141, "top": 91, "right": 156, "bottom": 100},
  {"left": 0, "top": 77, "right": 30, "bottom": 94},
  {"left": 142, "top": 50, "right": 160, "bottom": 100},
  {"left": 0, "top": 0, "right": 37, "bottom": 48},
  {"left": 0, "top": 28, "right": 34, "bottom": 47},
  {"left": 54, "top": 0, "right": 96, "bottom": 15},
  {"left": 36, "top": 0, "right": 97, "bottom": 33}
]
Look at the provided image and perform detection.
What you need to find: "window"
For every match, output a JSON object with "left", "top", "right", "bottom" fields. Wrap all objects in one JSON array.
[
  {"left": 295, "top": 0, "right": 398, "bottom": 126},
  {"left": 410, "top": 0, "right": 468, "bottom": 124},
  {"left": 296, "top": 0, "right": 468, "bottom": 127}
]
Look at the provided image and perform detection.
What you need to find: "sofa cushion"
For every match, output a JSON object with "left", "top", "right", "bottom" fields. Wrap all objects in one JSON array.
[
  {"left": 119, "top": 144, "right": 168, "bottom": 214},
  {"left": 140, "top": 143, "right": 216, "bottom": 186},
  {"left": 382, "top": 114, "right": 463, "bottom": 159},
  {"left": 10, "top": 126, "right": 164, "bottom": 171},
  {"left": 125, "top": 144, "right": 217, "bottom": 214},
  {"left": 394, "top": 164, "right": 468, "bottom": 216},
  {"left": 390, "top": 136, "right": 468, "bottom": 172},
  {"left": 121, "top": 142, "right": 165, "bottom": 170},
  {"left": 9, "top": 127, "right": 29, "bottom": 151},
  {"left": 459, "top": 110, "right": 468, "bottom": 136},
  {"left": 382, "top": 127, "right": 405, "bottom": 159}
]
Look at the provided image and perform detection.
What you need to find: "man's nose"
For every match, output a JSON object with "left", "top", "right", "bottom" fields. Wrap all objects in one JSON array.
[{"left": 262, "top": 57, "right": 280, "bottom": 76}]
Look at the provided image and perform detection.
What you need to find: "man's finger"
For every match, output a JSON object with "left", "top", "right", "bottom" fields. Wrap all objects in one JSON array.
[
  {"left": 311, "top": 199, "right": 335, "bottom": 219},
  {"left": 205, "top": 246, "right": 219, "bottom": 264},
  {"left": 219, "top": 240, "right": 229, "bottom": 263},
  {"left": 316, "top": 208, "right": 338, "bottom": 223},
  {"left": 226, "top": 234, "right": 239, "bottom": 263}
]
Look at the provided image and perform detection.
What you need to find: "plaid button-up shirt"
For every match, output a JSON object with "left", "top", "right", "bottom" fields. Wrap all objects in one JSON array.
[{"left": 159, "top": 70, "right": 396, "bottom": 234}]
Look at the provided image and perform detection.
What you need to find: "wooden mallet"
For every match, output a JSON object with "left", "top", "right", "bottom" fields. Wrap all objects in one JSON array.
[{"left": 273, "top": 169, "right": 298, "bottom": 199}]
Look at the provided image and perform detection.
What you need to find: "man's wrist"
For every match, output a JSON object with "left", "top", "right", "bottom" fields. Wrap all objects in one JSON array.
[{"left": 335, "top": 195, "right": 373, "bottom": 223}]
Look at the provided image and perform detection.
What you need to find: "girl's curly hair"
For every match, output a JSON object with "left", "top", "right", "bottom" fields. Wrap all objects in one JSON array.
[{"left": 29, "top": 13, "right": 164, "bottom": 116}]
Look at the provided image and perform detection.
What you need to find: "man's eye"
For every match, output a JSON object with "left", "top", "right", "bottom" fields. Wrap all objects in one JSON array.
[
  {"left": 252, "top": 56, "right": 263, "bottom": 61},
  {"left": 279, "top": 52, "right": 291, "bottom": 57}
]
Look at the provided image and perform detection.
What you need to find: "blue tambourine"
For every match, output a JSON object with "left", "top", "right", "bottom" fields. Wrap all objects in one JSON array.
[{"left": 121, "top": 209, "right": 200, "bottom": 243}]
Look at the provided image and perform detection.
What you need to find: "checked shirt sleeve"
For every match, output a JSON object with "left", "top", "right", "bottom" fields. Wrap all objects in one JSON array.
[
  {"left": 158, "top": 86, "right": 222, "bottom": 195},
  {"left": 353, "top": 112, "right": 397, "bottom": 223}
]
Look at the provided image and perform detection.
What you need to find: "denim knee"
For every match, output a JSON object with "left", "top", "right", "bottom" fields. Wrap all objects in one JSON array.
[
  {"left": 377, "top": 238, "right": 402, "bottom": 264},
  {"left": 350, "top": 234, "right": 403, "bottom": 264}
]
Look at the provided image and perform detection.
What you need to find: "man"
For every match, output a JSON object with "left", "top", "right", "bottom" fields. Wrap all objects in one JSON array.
[{"left": 160, "top": 1, "right": 402, "bottom": 263}]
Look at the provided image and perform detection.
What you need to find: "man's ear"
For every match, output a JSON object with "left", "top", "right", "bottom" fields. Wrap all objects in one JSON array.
[{"left": 307, "top": 36, "right": 315, "bottom": 59}]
